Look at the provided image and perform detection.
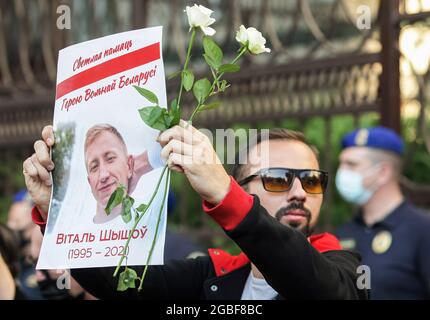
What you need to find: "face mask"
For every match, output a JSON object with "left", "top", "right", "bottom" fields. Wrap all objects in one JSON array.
[{"left": 335, "top": 167, "right": 379, "bottom": 206}]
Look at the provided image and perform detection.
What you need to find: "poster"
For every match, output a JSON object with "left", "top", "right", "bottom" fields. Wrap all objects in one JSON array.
[{"left": 37, "top": 26, "right": 168, "bottom": 269}]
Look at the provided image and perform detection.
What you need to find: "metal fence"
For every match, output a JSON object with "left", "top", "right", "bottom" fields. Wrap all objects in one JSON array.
[{"left": 0, "top": 0, "right": 429, "bottom": 232}]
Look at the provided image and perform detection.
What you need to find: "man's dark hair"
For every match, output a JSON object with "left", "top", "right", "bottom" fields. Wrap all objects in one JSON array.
[{"left": 231, "top": 128, "right": 319, "bottom": 184}]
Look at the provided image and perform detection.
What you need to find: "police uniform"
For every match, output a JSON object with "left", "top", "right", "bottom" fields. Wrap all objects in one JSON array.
[{"left": 336, "top": 127, "right": 430, "bottom": 299}]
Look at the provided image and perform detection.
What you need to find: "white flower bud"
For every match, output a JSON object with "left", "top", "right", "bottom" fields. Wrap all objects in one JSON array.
[
  {"left": 185, "top": 4, "right": 216, "bottom": 36},
  {"left": 235, "top": 25, "right": 271, "bottom": 54}
]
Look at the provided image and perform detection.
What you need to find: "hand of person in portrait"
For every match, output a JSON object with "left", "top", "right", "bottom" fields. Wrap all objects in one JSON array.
[
  {"left": 158, "top": 120, "right": 231, "bottom": 205},
  {"left": 129, "top": 142, "right": 165, "bottom": 194},
  {"left": 22, "top": 125, "right": 55, "bottom": 221},
  {"left": 128, "top": 150, "right": 151, "bottom": 194}
]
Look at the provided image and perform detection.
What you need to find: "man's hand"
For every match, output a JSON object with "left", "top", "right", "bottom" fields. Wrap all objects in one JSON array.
[
  {"left": 158, "top": 120, "right": 231, "bottom": 205},
  {"left": 22, "top": 125, "right": 55, "bottom": 221}
]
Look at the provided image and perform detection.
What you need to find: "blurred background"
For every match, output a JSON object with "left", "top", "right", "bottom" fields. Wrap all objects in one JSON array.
[{"left": 0, "top": 0, "right": 429, "bottom": 253}]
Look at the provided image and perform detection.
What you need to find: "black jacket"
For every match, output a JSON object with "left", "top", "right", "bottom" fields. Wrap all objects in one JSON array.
[{"left": 71, "top": 195, "right": 368, "bottom": 300}]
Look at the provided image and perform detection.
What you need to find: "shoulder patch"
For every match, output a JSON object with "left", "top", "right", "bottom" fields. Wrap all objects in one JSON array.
[
  {"left": 208, "top": 248, "right": 249, "bottom": 277},
  {"left": 308, "top": 232, "right": 342, "bottom": 253}
]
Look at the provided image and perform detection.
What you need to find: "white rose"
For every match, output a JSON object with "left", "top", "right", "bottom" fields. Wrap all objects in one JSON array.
[
  {"left": 235, "top": 25, "right": 271, "bottom": 54},
  {"left": 185, "top": 4, "right": 216, "bottom": 36}
]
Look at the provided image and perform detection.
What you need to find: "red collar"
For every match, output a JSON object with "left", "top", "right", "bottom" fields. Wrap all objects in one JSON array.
[{"left": 209, "top": 232, "right": 342, "bottom": 277}]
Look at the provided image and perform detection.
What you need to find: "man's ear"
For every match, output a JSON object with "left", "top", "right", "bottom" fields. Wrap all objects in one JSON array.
[
  {"left": 127, "top": 155, "right": 135, "bottom": 179},
  {"left": 378, "top": 162, "right": 392, "bottom": 185}
]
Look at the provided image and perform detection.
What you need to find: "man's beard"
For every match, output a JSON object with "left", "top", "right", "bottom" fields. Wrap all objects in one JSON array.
[{"left": 275, "top": 202, "right": 313, "bottom": 237}]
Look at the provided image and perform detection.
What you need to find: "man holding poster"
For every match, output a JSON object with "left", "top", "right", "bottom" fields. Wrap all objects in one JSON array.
[{"left": 25, "top": 122, "right": 368, "bottom": 300}]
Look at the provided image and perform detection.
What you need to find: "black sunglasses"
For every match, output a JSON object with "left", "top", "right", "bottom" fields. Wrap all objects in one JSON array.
[{"left": 238, "top": 167, "right": 328, "bottom": 194}]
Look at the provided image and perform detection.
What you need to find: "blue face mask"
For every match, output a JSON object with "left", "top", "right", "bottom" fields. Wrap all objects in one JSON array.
[{"left": 335, "top": 168, "right": 379, "bottom": 206}]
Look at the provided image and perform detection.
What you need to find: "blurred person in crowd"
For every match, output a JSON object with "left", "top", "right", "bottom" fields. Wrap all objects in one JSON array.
[
  {"left": 335, "top": 126, "right": 430, "bottom": 299},
  {"left": 7, "top": 190, "right": 35, "bottom": 256},
  {"left": 24, "top": 123, "right": 367, "bottom": 300},
  {"left": 30, "top": 228, "right": 97, "bottom": 300},
  {"left": 0, "top": 252, "right": 15, "bottom": 300},
  {"left": 0, "top": 223, "right": 26, "bottom": 299},
  {"left": 6, "top": 191, "right": 43, "bottom": 299}
]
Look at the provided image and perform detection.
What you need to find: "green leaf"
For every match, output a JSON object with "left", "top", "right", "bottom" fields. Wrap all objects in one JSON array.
[
  {"left": 136, "top": 203, "right": 148, "bottom": 213},
  {"left": 219, "top": 64, "right": 240, "bottom": 73},
  {"left": 105, "top": 185, "right": 125, "bottom": 215},
  {"left": 133, "top": 86, "right": 159, "bottom": 105},
  {"left": 121, "top": 196, "right": 134, "bottom": 224},
  {"left": 198, "top": 101, "right": 221, "bottom": 113},
  {"left": 169, "top": 110, "right": 180, "bottom": 127},
  {"left": 203, "top": 54, "right": 220, "bottom": 71},
  {"left": 169, "top": 99, "right": 180, "bottom": 127},
  {"left": 170, "top": 98, "right": 178, "bottom": 113},
  {"left": 163, "top": 113, "right": 175, "bottom": 129},
  {"left": 139, "top": 106, "right": 169, "bottom": 131},
  {"left": 134, "top": 203, "right": 148, "bottom": 222},
  {"left": 193, "top": 78, "right": 211, "bottom": 104},
  {"left": 167, "top": 70, "right": 181, "bottom": 80},
  {"left": 117, "top": 268, "right": 138, "bottom": 291},
  {"left": 182, "top": 70, "right": 194, "bottom": 92},
  {"left": 203, "top": 37, "right": 223, "bottom": 69},
  {"left": 220, "top": 80, "right": 229, "bottom": 92}
]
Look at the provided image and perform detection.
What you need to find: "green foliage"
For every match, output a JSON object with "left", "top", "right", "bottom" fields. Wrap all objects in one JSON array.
[
  {"left": 197, "top": 101, "right": 221, "bottom": 113},
  {"left": 0, "top": 156, "right": 25, "bottom": 223},
  {"left": 139, "top": 105, "right": 180, "bottom": 131},
  {"left": 404, "top": 143, "right": 430, "bottom": 183},
  {"left": 133, "top": 85, "right": 159, "bottom": 105},
  {"left": 182, "top": 70, "right": 195, "bottom": 92},
  {"left": 139, "top": 106, "right": 168, "bottom": 131},
  {"left": 193, "top": 78, "right": 211, "bottom": 103},
  {"left": 219, "top": 64, "right": 240, "bottom": 73},
  {"left": 167, "top": 70, "right": 181, "bottom": 80},
  {"left": 202, "top": 36, "right": 223, "bottom": 70},
  {"left": 121, "top": 195, "right": 134, "bottom": 224},
  {"left": 117, "top": 267, "right": 138, "bottom": 291},
  {"left": 219, "top": 80, "right": 229, "bottom": 92},
  {"left": 136, "top": 86, "right": 180, "bottom": 132},
  {"left": 105, "top": 184, "right": 125, "bottom": 215},
  {"left": 136, "top": 203, "right": 149, "bottom": 213}
]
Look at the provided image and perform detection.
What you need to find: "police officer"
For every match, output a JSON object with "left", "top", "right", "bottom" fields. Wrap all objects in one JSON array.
[{"left": 335, "top": 126, "right": 430, "bottom": 299}]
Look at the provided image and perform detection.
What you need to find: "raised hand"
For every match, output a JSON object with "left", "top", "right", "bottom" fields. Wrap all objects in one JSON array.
[{"left": 22, "top": 125, "right": 55, "bottom": 220}]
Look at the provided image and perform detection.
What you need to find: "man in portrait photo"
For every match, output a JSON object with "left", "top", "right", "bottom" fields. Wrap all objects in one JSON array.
[{"left": 84, "top": 124, "right": 155, "bottom": 224}]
